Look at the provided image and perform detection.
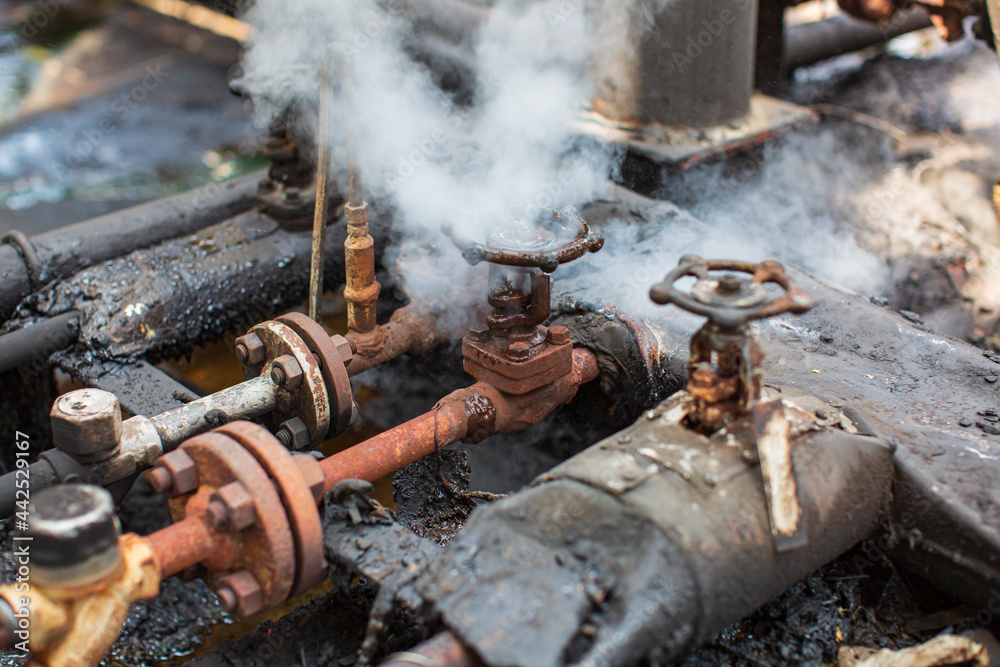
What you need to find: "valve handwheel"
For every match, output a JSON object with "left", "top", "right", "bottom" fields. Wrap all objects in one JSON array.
[
  {"left": 649, "top": 255, "right": 814, "bottom": 331},
  {"left": 442, "top": 206, "right": 604, "bottom": 272}
]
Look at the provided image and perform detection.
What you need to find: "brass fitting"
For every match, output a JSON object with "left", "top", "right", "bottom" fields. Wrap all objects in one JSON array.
[
  {"left": 0, "top": 534, "right": 161, "bottom": 667},
  {"left": 344, "top": 201, "right": 381, "bottom": 335}
]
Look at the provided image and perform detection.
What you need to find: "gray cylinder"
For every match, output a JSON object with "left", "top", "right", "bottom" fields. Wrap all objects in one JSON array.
[{"left": 589, "top": 0, "right": 759, "bottom": 127}]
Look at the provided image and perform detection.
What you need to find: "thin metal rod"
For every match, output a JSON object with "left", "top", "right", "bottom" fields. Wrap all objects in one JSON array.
[{"left": 309, "top": 44, "right": 339, "bottom": 323}]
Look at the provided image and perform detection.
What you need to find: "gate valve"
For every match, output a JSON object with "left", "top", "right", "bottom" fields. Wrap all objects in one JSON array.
[
  {"left": 442, "top": 206, "right": 603, "bottom": 395},
  {"left": 649, "top": 255, "right": 813, "bottom": 434}
]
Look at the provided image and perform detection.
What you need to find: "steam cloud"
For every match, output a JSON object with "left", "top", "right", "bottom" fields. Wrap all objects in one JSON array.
[{"left": 236, "top": 0, "right": 886, "bottom": 315}]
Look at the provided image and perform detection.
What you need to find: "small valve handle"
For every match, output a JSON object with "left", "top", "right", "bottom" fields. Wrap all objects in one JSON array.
[
  {"left": 441, "top": 207, "right": 604, "bottom": 273},
  {"left": 649, "top": 255, "right": 814, "bottom": 330}
]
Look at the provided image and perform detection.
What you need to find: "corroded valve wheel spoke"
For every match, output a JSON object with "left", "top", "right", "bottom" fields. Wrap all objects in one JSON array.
[
  {"left": 649, "top": 255, "right": 814, "bottom": 330},
  {"left": 441, "top": 207, "right": 604, "bottom": 273}
]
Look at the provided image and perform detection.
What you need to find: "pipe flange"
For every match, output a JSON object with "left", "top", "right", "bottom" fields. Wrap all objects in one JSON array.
[
  {"left": 171, "top": 432, "right": 296, "bottom": 612},
  {"left": 2, "top": 230, "right": 43, "bottom": 288},
  {"left": 244, "top": 321, "right": 331, "bottom": 445},
  {"left": 215, "top": 422, "right": 326, "bottom": 597},
  {"left": 275, "top": 312, "right": 354, "bottom": 437}
]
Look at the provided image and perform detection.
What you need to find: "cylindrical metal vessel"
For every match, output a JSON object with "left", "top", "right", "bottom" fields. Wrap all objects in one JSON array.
[
  {"left": 589, "top": 0, "right": 759, "bottom": 127},
  {"left": 419, "top": 391, "right": 894, "bottom": 667}
]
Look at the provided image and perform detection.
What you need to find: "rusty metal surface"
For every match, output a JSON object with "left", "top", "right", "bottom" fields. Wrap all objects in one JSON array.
[
  {"left": 564, "top": 192, "right": 1000, "bottom": 614},
  {"left": 345, "top": 203, "right": 381, "bottom": 335},
  {"left": 381, "top": 633, "right": 482, "bottom": 667},
  {"left": 320, "top": 400, "right": 470, "bottom": 494},
  {"left": 442, "top": 207, "right": 603, "bottom": 273},
  {"left": 419, "top": 394, "right": 893, "bottom": 667},
  {"left": 245, "top": 320, "right": 331, "bottom": 444},
  {"left": 275, "top": 312, "right": 354, "bottom": 436},
  {"left": 462, "top": 324, "right": 573, "bottom": 395},
  {"left": 162, "top": 432, "right": 296, "bottom": 611},
  {"left": 648, "top": 257, "right": 813, "bottom": 434},
  {"left": 0, "top": 533, "right": 161, "bottom": 667},
  {"left": 345, "top": 306, "right": 445, "bottom": 376},
  {"left": 216, "top": 421, "right": 326, "bottom": 597}
]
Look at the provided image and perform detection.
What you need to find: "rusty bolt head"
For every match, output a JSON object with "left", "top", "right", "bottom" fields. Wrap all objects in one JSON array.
[
  {"left": 50, "top": 389, "right": 122, "bottom": 461},
  {"left": 331, "top": 334, "right": 355, "bottom": 364},
  {"left": 468, "top": 326, "right": 489, "bottom": 344},
  {"left": 293, "top": 453, "right": 325, "bottom": 502},
  {"left": 148, "top": 449, "right": 199, "bottom": 497},
  {"left": 214, "top": 570, "right": 264, "bottom": 617},
  {"left": 270, "top": 355, "right": 304, "bottom": 389},
  {"left": 234, "top": 333, "right": 265, "bottom": 365},
  {"left": 508, "top": 341, "right": 530, "bottom": 361},
  {"left": 545, "top": 325, "right": 571, "bottom": 346},
  {"left": 207, "top": 481, "right": 256, "bottom": 532},
  {"left": 275, "top": 417, "right": 310, "bottom": 450}
]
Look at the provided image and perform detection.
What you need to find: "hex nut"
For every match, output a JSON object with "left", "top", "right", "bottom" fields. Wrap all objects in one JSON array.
[
  {"left": 508, "top": 341, "right": 530, "bottom": 361},
  {"left": 207, "top": 481, "right": 256, "bottom": 532},
  {"left": 50, "top": 389, "right": 122, "bottom": 461},
  {"left": 293, "top": 453, "right": 325, "bottom": 502},
  {"left": 270, "top": 355, "right": 304, "bottom": 390},
  {"left": 152, "top": 449, "right": 199, "bottom": 497},
  {"left": 276, "top": 417, "right": 310, "bottom": 450},
  {"left": 331, "top": 334, "right": 355, "bottom": 364},
  {"left": 234, "top": 333, "right": 266, "bottom": 365},
  {"left": 214, "top": 570, "right": 264, "bottom": 617},
  {"left": 546, "top": 325, "right": 571, "bottom": 346}
]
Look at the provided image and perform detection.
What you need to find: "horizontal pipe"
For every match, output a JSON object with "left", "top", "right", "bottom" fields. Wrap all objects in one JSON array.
[
  {"left": 784, "top": 8, "right": 933, "bottom": 70},
  {"left": 0, "top": 311, "right": 80, "bottom": 375},
  {"left": 0, "top": 171, "right": 263, "bottom": 323},
  {"left": 144, "top": 516, "right": 217, "bottom": 579},
  {"left": 151, "top": 375, "right": 278, "bottom": 451},
  {"left": 321, "top": 400, "right": 469, "bottom": 493}
]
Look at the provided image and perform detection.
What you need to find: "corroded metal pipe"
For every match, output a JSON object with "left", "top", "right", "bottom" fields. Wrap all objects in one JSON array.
[
  {"left": 144, "top": 513, "right": 219, "bottom": 578},
  {"left": 383, "top": 632, "right": 482, "bottom": 667},
  {"left": 151, "top": 375, "right": 278, "bottom": 451},
  {"left": 324, "top": 348, "right": 599, "bottom": 493},
  {"left": 345, "top": 306, "right": 445, "bottom": 376},
  {"left": 321, "top": 400, "right": 469, "bottom": 493}
]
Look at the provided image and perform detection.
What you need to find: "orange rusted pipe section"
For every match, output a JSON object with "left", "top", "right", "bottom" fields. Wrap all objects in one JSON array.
[
  {"left": 345, "top": 306, "right": 444, "bottom": 376},
  {"left": 144, "top": 514, "right": 216, "bottom": 578},
  {"left": 324, "top": 348, "right": 599, "bottom": 493},
  {"left": 321, "top": 399, "right": 469, "bottom": 493},
  {"left": 344, "top": 202, "right": 381, "bottom": 335}
]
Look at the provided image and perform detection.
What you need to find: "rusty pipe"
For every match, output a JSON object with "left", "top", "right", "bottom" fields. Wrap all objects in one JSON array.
[
  {"left": 382, "top": 632, "right": 482, "bottom": 667},
  {"left": 143, "top": 514, "right": 219, "bottom": 579},
  {"left": 345, "top": 306, "right": 445, "bottom": 376},
  {"left": 321, "top": 399, "right": 469, "bottom": 493},
  {"left": 324, "top": 348, "right": 599, "bottom": 492}
]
